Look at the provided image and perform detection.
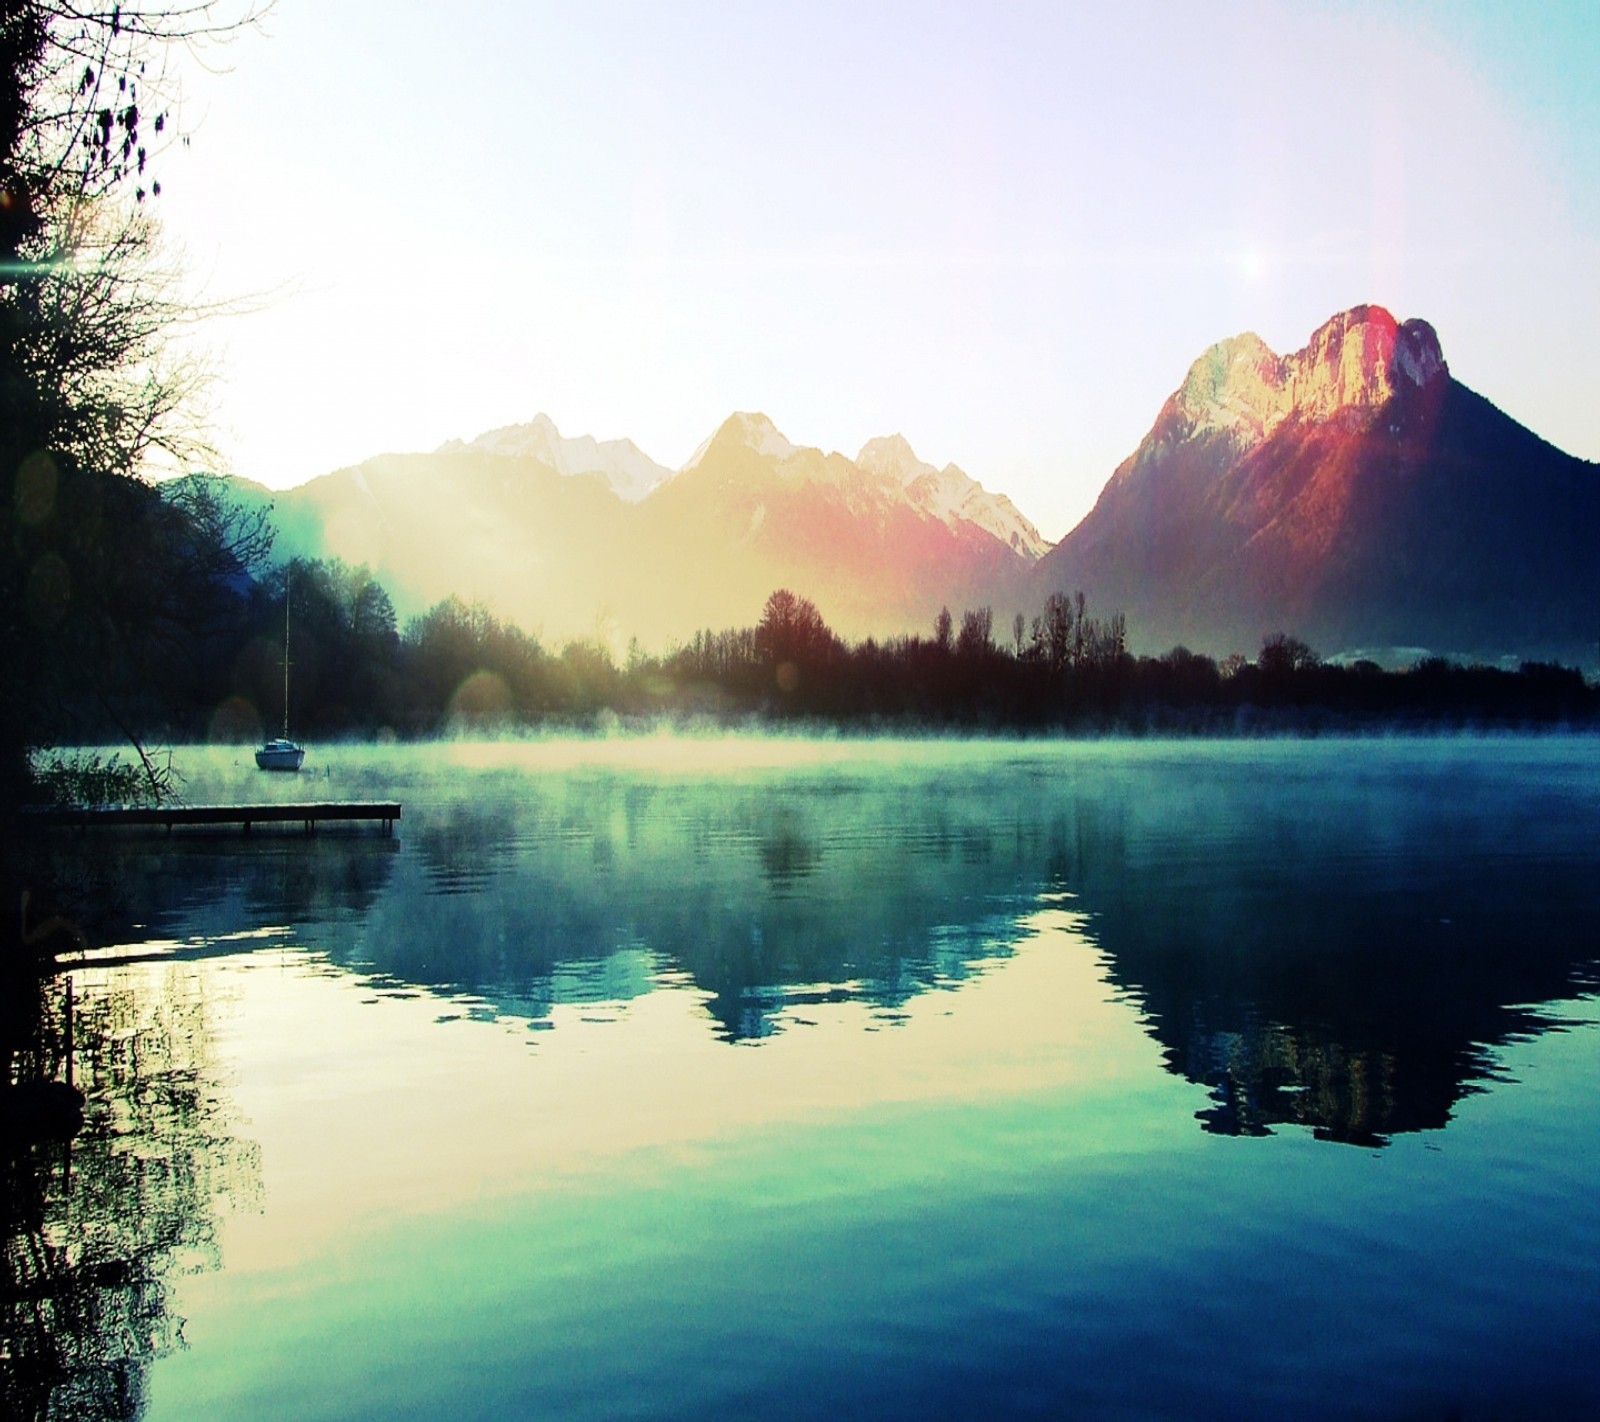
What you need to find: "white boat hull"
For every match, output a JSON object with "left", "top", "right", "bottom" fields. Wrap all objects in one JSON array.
[{"left": 255, "top": 740, "right": 305, "bottom": 772}]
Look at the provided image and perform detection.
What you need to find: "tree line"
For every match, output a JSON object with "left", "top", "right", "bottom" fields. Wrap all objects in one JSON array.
[
  {"left": 658, "top": 591, "right": 1594, "bottom": 731},
  {"left": 4, "top": 13, "right": 275, "bottom": 1422},
  {"left": 2, "top": 1, "right": 271, "bottom": 807},
  {"left": 44, "top": 558, "right": 1590, "bottom": 760}
]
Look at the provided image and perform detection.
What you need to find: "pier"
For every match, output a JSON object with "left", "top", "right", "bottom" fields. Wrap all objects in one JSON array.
[{"left": 22, "top": 801, "right": 402, "bottom": 835}]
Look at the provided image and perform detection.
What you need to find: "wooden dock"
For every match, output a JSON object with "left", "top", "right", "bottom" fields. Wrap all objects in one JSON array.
[{"left": 22, "top": 801, "right": 402, "bottom": 835}]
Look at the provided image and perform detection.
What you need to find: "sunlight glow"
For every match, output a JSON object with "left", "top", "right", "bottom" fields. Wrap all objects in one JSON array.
[{"left": 1235, "top": 247, "right": 1268, "bottom": 283}]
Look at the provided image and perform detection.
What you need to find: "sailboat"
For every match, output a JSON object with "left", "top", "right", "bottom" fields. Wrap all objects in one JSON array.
[{"left": 256, "top": 570, "right": 306, "bottom": 771}]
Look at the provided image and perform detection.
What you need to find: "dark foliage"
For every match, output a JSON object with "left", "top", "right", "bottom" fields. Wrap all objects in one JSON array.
[
  {"left": 183, "top": 582, "right": 1583, "bottom": 737},
  {"left": 3, "top": 3, "right": 266, "bottom": 805}
]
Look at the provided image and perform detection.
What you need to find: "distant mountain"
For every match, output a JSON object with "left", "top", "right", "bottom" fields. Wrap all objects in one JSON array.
[
  {"left": 856, "top": 433, "right": 1050, "bottom": 560},
  {"left": 1033, "top": 305, "right": 1600, "bottom": 664},
  {"left": 437, "top": 413, "right": 672, "bottom": 502},
  {"left": 644, "top": 412, "right": 1036, "bottom": 639},
  {"left": 213, "top": 311, "right": 1598, "bottom": 665},
  {"left": 247, "top": 413, "right": 1041, "bottom": 647}
]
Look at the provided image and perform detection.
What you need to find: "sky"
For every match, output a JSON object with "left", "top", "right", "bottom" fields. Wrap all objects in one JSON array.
[{"left": 152, "top": 0, "right": 1600, "bottom": 541}]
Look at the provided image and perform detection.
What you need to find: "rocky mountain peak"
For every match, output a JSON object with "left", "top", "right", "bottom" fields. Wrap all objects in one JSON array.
[
  {"left": 1174, "top": 331, "right": 1288, "bottom": 443},
  {"left": 1174, "top": 305, "right": 1450, "bottom": 447},
  {"left": 1392, "top": 317, "right": 1447, "bottom": 388},
  {"left": 1037, "top": 303, "right": 1600, "bottom": 667},
  {"left": 857, "top": 433, "right": 1048, "bottom": 560},
  {"left": 1291, "top": 304, "right": 1404, "bottom": 418}
]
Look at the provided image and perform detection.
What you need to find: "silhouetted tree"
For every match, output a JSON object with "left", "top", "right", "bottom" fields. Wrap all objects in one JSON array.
[
  {"left": 755, "top": 589, "right": 841, "bottom": 704},
  {"left": 1258, "top": 632, "right": 1320, "bottom": 676},
  {"left": 402, "top": 595, "right": 552, "bottom": 728},
  {"left": 551, "top": 638, "right": 620, "bottom": 714},
  {"left": 956, "top": 606, "right": 993, "bottom": 657},
  {"left": 2, "top": 2, "right": 265, "bottom": 799},
  {"left": 1041, "top": 591, "right": 1073, "bottom": 672},
  {"left": 1160, "top": 646, "right": 1221, "bottom": 693},
  {"left": 672, "top": 626, "right": 760, "bottom": 686}
]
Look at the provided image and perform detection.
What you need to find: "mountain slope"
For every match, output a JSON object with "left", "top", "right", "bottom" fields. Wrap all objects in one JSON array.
[
  {"left": 856, "top": 434, "right": 1050, "bottom": 559},
  {"left": 219, "top": 310, "right": 1596, "bottom": 664},
  {"left": 642, "top": 413, "right": 1034, "bottom": 638},
  {"left": 252, "top": 413, "right": 1041, "bottom": 647},
  {"left": 1034, "top": 306, "right": 1599, "bottom": 663}
]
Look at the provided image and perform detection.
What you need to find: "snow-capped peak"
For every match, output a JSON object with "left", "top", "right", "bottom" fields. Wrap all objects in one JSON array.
[
  {"left": 857, "top": 433, "right": 938, "bottom": 486},
  {"left": 682, "top": 412, "right": 799, "bottom": 471},
  {"left": 438, "top": 414, "right": 671, "bottom": 501}
]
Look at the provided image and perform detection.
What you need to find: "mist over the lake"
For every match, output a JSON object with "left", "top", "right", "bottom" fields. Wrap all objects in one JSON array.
[{"left": 14, "top": 735, "right": 1597, "bottom": 1419}]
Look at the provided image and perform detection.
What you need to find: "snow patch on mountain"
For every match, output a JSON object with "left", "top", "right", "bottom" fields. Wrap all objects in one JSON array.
[
  {"left": 858, "top": 433, "right": 938, "bottom": 485},
  {"left": 448, "top": 410, "right": 1050, "bottom": 563},
  {"left": 859, "top": 434, "right": 1050, "bottom": 560},
  {"left": 439, "top": 413, "right": 672, "bottom": 501}
]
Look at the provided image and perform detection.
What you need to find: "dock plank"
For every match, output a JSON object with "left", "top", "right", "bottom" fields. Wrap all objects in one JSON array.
[{"left": 22, "top": 801, "right": 402, "bottom": 833}]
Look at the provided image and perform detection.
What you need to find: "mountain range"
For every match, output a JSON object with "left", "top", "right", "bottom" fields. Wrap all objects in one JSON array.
[
  {"left": 217, "top": 305, "right": 1599, "bottom": 666},
  {"left": 233, "top": 410, "right": 1045, "bottom": 649}
]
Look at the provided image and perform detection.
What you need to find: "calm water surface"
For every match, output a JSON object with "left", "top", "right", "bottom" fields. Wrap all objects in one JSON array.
[{"left": 12, "top": 736, "right": 1600, "bottom": 1420}]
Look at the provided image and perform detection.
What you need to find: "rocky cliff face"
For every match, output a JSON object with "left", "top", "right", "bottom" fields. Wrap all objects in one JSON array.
[
  {"left": 1168, "top": 306, "right": 1447, "bottom": 446},
  {"left": 1035, "top": 305, "right": 1597, "bottom": 665}
]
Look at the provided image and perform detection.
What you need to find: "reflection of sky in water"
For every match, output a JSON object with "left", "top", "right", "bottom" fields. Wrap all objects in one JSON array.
[
  {"left": 127, "top": 897, "right": 1600, "bottom": 1422},
  {"left": 148, "top": 901, "right": 1123, "bottom": 1237},
  {"left": 32, "top": 736, "right": 1600, "bottom": 1419}
]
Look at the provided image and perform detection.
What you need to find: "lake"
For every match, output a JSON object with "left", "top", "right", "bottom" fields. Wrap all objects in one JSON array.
[{"left": 11, "top": 736, "right": 1600, "bottom": 1420}]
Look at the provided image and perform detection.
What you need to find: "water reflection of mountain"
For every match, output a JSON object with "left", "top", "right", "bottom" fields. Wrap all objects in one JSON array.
[
  {"left": 366, "top": 773, "right": 1046, "bottom": 1041},
  {"left": 1057, "top": 749, "right": 1600, "bottom": 1145},
  {"left": 35, "top": 743, "right": 1600, "bottom": 1143},
  {"left": 29, "top": 774, "right": 1041, "bottom": 1041}
]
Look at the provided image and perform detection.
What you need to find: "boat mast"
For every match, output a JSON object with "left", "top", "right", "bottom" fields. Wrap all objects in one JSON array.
[{"left": 283, "top": 568, "right": 292, "bottom": 738}]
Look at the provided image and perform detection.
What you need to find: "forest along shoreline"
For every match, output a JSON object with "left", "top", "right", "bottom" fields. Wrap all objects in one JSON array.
[{"left": 20, "top": 569, "right": 1600, "bottom": 788}]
